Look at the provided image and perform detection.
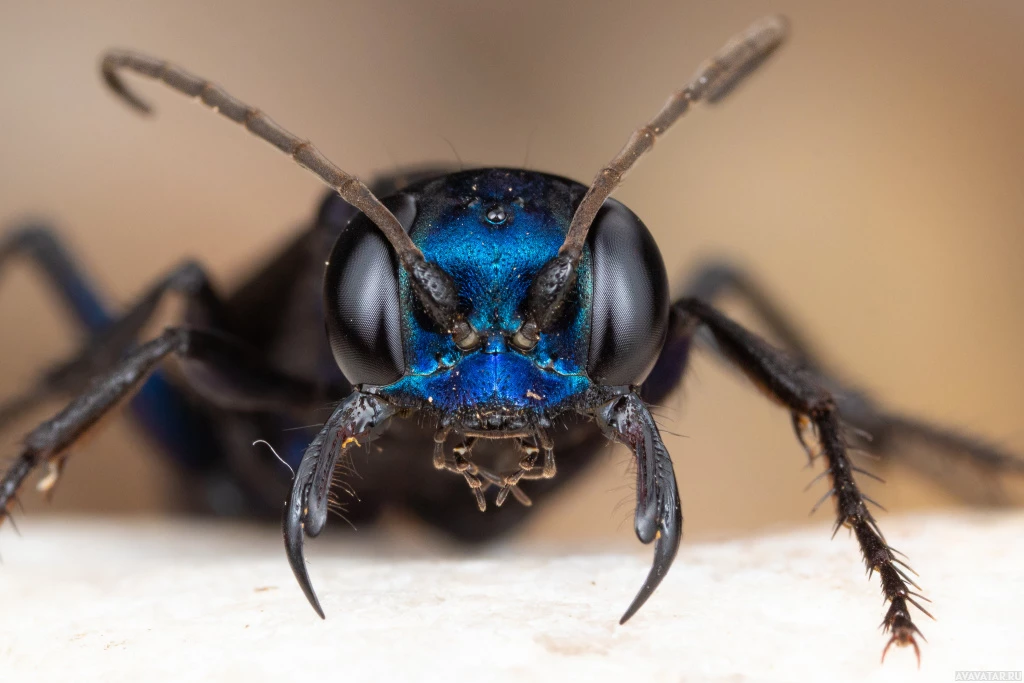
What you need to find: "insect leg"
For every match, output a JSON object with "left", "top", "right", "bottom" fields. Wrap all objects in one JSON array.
[
  {"left": 594, "top": 392, "right": 682, "bottom": 624},
  {"left": 674, "top": 297, "right": 929, "bottom": 663},
  {"left": 0, "top": 225, "right": 224, "bottom": 476},
  {"left": 0, "top": 326, "right": 322, "bottom": 527},
  {"left": 645, "top": 261, "right": 1024, "bottom": 500},
  {"left": 642, "top": 261, "right": 822, "bottom": 404},
  {"left": 828, "top": 392, "right": 1024, "bottom": 504},
  {"left": 0, "top": 255, "right": 219, "bottom": 417},
  {"left": 0, "top": 225, "right": 107, "bottom": 428},
  {"left": 680, "top": 261, "right": 825, "bottom": 368},
  {"left": 0, "top": 224, "right": 111, "bottom": 332},
  {"left": 283, "top": 391, "right": 394, "bottom": 618},
  {"left": 5, "top": 258, "right": 232, "bottom": 417}
]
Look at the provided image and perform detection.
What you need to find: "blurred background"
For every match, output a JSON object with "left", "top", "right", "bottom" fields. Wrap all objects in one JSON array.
[{"left": 1, "top": 0, "right": 1023, "bottom": 547}]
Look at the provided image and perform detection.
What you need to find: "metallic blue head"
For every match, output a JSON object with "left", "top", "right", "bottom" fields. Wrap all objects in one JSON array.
[
  {"left": 323, "top": 168, "right": 669, "bottom": 436},
  {"left": 390, "top": 169, "right": 593, "bottom": 433}
]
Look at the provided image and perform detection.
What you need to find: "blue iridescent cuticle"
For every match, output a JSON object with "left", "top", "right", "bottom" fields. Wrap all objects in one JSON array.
[{"left": 380, "top": 169, "right": 593, "bottom": 420}]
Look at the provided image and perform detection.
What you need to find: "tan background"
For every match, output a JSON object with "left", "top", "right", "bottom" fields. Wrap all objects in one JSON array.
[{"left": 1, "top": 0, "right": 1023, "bottom": 545}]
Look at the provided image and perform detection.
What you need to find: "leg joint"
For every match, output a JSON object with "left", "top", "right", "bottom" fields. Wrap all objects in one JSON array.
[{"left": 166, "top": 259, "right": 209, "bottom": 295}]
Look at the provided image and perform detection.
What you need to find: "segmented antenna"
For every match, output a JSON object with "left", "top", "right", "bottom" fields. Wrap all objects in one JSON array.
[
  {"left": 511, "top": 16, "right": 789, "bottom": 350},
  {"left": 560, "top": 15, "right": 788, "bottom": 262},
  {"left": 512, "top": 16, "right": 789, "bottom": 350},
  {"left": 100, "top": 50, "right": 423, "bottom": 268},
  {"left": 100, "top": 51, "right": 479, "bottom": 347}
]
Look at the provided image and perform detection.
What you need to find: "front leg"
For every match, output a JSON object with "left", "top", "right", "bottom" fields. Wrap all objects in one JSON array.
[
  {"left": 594, "top": 392, "right": 682, "bottom": 624},
  {"left": 283, "top": 391, "right": 394, "bottom": 618},
  {"left": 0, "top": 327, "right": 323, "bottom": 524},
  {"left": 646, "top": 261, "right": 1024, "bottom": 502},
  {"left": 675, "top": 297, "right": 930, "bottom": 663}
]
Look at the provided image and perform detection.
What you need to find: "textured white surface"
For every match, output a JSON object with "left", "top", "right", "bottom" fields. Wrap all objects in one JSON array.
[{"left": 1, "top": 512, "right": 1021, "bottom": 682}]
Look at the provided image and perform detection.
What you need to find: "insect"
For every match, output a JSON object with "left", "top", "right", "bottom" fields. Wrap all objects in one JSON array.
[{"left": 1, "top": 15, "right": 1021, "bottom": 664}]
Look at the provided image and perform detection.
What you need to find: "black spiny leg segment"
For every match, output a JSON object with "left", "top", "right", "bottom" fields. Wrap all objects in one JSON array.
[
  {"left": 283, "top": 391, "right": 394, "bottom": 618},
  {"left": 674, "top": 297, "right": 931, "bottom": 663},
  {"left": 596, "top": 392, "right": 682, "bottom": 624},
  {"left": 646, "top": 260, "right": 1024, "bottom": 503},
  {"left": 0, "top": 326, "right": 321, "bottom": 526}
]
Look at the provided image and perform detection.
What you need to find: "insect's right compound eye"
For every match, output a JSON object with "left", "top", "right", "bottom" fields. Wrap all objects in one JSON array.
[{"left": 323, "top": 193, "right": 417, "bottom": 386}]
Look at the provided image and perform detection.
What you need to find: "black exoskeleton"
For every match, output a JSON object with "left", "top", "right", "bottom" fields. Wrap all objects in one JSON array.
[{"left": 2, "top": 16, "right": 1022, "bottom": 665}]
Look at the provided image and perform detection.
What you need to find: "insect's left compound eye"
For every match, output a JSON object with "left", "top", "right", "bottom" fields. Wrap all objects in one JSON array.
[
  {"left": 323, "top": 193, "right": 417, "bottom": 386},
  {"left": 586, "top": 199, "right": 669, "bottom": 386}
]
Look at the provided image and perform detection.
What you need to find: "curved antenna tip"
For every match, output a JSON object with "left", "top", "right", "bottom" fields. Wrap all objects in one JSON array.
[{"left": 100, "top": 52, "right": 154, "bottom": 115}]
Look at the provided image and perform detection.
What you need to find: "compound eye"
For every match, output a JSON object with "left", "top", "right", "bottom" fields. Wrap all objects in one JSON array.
[
  {"left": 323, "top": 193, "right": 416, "bottom": 386},
  {"left": 586, "top": 199, "right": 669, "bottom": 386}
]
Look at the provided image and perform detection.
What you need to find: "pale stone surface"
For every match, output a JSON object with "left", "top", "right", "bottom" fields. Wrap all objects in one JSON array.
[{"left": 1, "top": 512, "right": 1020, "bottom": 682}]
